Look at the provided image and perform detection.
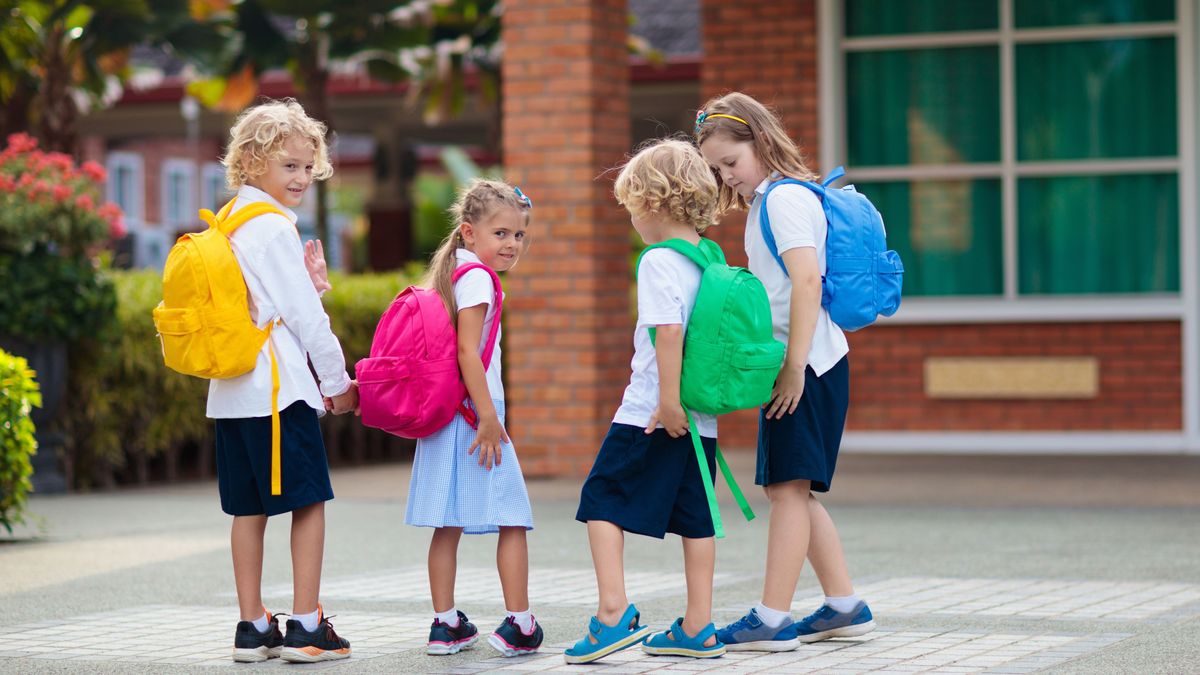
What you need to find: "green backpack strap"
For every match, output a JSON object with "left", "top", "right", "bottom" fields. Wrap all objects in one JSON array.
[
  {"left": 685, "top": 404, "right": 757, "bottom": 541},
  {"left": 637, "top": 238, "right": 716, "bottom": 347}
]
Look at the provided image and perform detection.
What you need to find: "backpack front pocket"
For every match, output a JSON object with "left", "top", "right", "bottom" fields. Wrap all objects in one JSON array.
[{"left": 153, "top": 305, "right": 217, "bottom": 378}]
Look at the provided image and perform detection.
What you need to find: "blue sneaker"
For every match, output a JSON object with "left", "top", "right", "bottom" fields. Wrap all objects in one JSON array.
[
  {"left": 716, "top": 608, "right": 800, "bottom": 652},
  {"left": 488, "top": 616, "right": 543, "bottom": 657},
  {"left": 426, "top": 611, "right": 478, "bottom": 655},
  {"left": 795, "top": 602, "right": 876, "bottom": 642}
]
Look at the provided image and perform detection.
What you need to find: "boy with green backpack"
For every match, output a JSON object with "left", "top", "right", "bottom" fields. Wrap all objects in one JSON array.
[{"left": 567, "top": 140, "right": 784, "bottom": 665}]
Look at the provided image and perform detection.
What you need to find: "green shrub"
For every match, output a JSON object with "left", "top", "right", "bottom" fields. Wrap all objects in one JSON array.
[
  {"left": 60, "top": 268, "right": 423, "bottom": 489},
  {"left": 0, "top": 349, "right": 41, "bottom": 533}
]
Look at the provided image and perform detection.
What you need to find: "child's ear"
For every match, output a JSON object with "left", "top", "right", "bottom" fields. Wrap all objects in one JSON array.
[{"left": 459, "top": 222, "right": 475, "bottom": 245}]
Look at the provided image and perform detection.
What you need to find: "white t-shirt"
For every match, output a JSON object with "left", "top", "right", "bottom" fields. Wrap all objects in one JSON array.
[
  {"left": 613, "top": 247, "right": 718, "bottom": 438},
  {"left": 745, "top": 175, "right": 849, "bottom": 377},
  {"left": 454, "top": 249, "right": 504, "bottom": 402}
]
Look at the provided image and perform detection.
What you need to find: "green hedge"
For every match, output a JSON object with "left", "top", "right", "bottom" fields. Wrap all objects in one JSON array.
[
  {"left": 59, "top": 268, "right": 421, "bottom": 489},
  {"left": 0, "top": 348, "right": 40, "bottom": 532}
]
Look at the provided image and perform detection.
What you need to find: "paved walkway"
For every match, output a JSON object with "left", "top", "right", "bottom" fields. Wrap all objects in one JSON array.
[{"left": 2, "top": 452, "right": 1199, "bottom": 673}]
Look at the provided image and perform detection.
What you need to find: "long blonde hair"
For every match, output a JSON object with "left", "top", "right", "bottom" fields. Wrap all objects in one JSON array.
[
  {"left": 694, "top": 92, "right": 818, "bottom": 213},
  {"left": 422, "top": 178, "right": 532, "bottom": 316}
]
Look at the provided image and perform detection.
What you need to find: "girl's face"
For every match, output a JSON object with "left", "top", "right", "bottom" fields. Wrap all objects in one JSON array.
[
  {"left": 246, "top": 135, "right": 315, "bottom": 208},
  {"left": 461, "top": 206, "right": 528, "bottom": 272},
  {"left": 699, "top": 134, "right": 768, "bottom": 200}
]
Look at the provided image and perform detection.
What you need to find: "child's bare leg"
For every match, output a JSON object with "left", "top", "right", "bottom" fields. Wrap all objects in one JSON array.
[
  {"left": 587, "top": 520, "right": 628, "bottom": 626},
  {"left": 429, "top": 527, "right": 463, "bottom": 612},
  {"left": 761, "top": 480, "right": 812, "bottom": 611},
  {"left": 807, "top": 495, "right": 854, "bottom": 597},
  {"left": 497, "top": 526, "right": 529, "bottom": 611},
  {"left": 291, "top": 501, "right": 325, "bottom": 615},
  {"left": 681, "top": 536, "right": 717, "bottom": 646},
  {"left": 231, "top": 515, "right": 268, "bottom": 619}
]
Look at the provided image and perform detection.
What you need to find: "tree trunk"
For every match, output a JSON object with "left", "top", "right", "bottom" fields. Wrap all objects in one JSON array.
[
  {"left": 37, "top": 26, "right": 78, "bottom": 154},
  {"left": 298, "top": 39, "right": 332, "bottom": 244}
]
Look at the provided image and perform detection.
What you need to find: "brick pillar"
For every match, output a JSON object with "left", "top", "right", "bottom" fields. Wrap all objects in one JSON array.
[
  {"left": 503, "top": 0, "right": 632, "bottom": 477},
  {"left": 702, "top": 0, "right": 819, "bottom": 449}
]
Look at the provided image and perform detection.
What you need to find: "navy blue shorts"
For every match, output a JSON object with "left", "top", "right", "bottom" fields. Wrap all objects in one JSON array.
[
  {"left": 575, "top": 423, "right": 717, "bottom": 539},
  {"left": 214, "top": 401, "right": 334, "bottom": 517},
  {"left": 756, "top": 355, "right": 850, "bottom": 492}
]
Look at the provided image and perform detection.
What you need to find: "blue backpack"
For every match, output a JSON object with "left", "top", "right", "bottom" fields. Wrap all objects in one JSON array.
[{"left": 759, "top": 166, "right": 903, "bottom": 332}]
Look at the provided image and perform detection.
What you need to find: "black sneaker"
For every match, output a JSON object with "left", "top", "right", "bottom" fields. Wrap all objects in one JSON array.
[
  {"left": 488, "top": 615, "right": 543, "bottom": 657},
  {"left": 232, "top": 611, "right": 284, "bottom": 662},
  {"left": 280, "top": 605, "right": 351, "bottom": 663},
  {"left": 427, "top": 610, "right": 479, "bottom": 655}
]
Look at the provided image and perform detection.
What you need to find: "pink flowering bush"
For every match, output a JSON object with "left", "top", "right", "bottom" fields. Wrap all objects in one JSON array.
[
  {"left": 0, "top": 133, "right": 125, "bottom": 254},
  {"left": 0, "top": 133, "right": 120, "bottom": 343}
]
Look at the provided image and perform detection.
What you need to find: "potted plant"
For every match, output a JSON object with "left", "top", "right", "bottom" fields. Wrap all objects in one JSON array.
[
  {"left": 0, "top": 132, "right": 125, "bottom": 491},
  {"left": 0, "top": 349, "right": 41, "bottom": 533}
]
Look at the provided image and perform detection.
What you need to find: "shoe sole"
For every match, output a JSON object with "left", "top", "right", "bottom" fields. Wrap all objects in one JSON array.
[
  {"left": 642, "top": 643, "right": 727, "bottom": 658},
  {"left": 798, "top": 619, "right": 877, "bottom": 643},
  {"left": 563, "top": 625, "right": 653, "bottom": 664},
  {"left": 280, "top": 646, "right": 351, "bottom": 662},
  {"left": 427, "top": 634, "right": 478, "bottom": 655},
  {"left": 723, "top": 637, "right": 801, "bottom": 652},
  {"left": 232, "top": 646, "right": 281, "bottom": 662},
  {"left": 487, "top": 632, "right": 540, "bottom": 657}
]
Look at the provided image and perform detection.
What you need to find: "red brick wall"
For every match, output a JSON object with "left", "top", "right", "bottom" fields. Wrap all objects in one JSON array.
[
  {"left": 701, "top": 0, "right": 819, "bottom": 267},
  {"left": 715, "top": 321, "right": 1183, "bottom": 448},
  {"left": 503, "top": 0, "right": 632, "bottom": 476}
]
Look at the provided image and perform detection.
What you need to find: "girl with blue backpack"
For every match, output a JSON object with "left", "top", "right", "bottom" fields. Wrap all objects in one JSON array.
[
  {"left": 402, "top": 179, "right": 542, "bottom": 658},
  {"left": 696, "top": 92, "right": 877, "bottom": 650}
]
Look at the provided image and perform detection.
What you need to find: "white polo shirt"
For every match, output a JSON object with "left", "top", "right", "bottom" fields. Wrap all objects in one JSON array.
[
  {"left": 453, "top": 248, "right": 505, "bottom": 402},
  {"left": 745, "top": 175, "right": 849, "bottom": 377},
  {"left": 206, "top": 185, "right": 351, "bottom": 419}
]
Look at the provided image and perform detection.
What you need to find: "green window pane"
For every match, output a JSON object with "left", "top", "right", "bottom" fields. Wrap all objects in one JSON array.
[
  {"left": 1016, "top": 38, "right": 1177, "bottom": 160},
  {"left": 846, "top": 0, "right": 997, "bottom": 36},
  {"left": 858, "top": 179, "right": 1002, "bottom": 296},
  {"left": 1014, "top": 0, "right": 1173, "bottom": 28},
  {"left": 1018, "top": 174, "right": 1178, "bottom": 294},
  {"left": 848, "top": 47, "right": 1000, "bottom": 166}
]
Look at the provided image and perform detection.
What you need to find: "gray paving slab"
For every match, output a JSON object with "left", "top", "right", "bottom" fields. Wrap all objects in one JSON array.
[{"left": 2, "top": 452, "right": 1199, "bottom": 673}]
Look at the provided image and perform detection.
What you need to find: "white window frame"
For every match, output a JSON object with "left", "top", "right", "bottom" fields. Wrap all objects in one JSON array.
[
  {"left": 200, "top": 162, "right": 230, "bottom": 211},
  {"left": 160, "top": 158, "right": 196, "bottom": 228},
  {"left": 819, "top": 0, "right": 1194, "bottom": 324},
  {"left": 105, "top": 151, "right": 144, "bottom": 226}
]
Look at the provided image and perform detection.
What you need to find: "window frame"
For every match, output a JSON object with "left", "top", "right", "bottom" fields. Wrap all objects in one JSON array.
[
  {"left": 159, "top": 158, "right": 196, "bottom": 228},
  {"left": 105, "top": 152, "right": 144, "bottom": 227},
  {"left": 820, "top": 0, "right": 1195, "bottom": 323}
]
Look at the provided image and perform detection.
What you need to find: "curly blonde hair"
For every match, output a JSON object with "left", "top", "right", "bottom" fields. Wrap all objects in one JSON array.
[
  {"left": 613, "top": 138, "right": 718, "bottom": 233},
  {"left": 221, "top": 98, "right": 334, "bottom": 190}
]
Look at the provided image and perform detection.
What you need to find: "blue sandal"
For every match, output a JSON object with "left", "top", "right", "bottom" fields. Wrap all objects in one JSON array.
[
  {"left": 563, "top": 603, "right": 653, "bottom": 664},
  {"left": 642, "top": 618, "right": 726, "bottom": 658}
]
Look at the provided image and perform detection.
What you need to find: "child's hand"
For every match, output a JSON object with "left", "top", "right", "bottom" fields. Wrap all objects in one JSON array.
[
  {"left": 329, "top": 381, "right": 358, "bottom": 415},
  {"left": 305, "top": 239, "right": 332, "bottom": 294},
  {"left": 468, "top": 415, "right": 509, "bottom": 470},
  {"left": 647, "top": 401, "right": 689, "bottom": 438},
  {"left": 765, "top": 362, "right": 805, "bottom": 420}
]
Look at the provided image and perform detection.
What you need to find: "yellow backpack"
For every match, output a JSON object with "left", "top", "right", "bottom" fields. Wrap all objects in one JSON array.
[{"left": 153, "top": 199, "right": 289, "bottom": 494}]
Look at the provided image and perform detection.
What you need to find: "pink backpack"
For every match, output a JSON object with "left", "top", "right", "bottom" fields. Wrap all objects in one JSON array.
[{"left": 356, "top": 263, "right": 503, "bottom": 438}]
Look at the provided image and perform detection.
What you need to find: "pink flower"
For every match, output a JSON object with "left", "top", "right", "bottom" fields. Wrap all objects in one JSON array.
[
  {"left": 0, "top": 175, "right": 14, "bottom": 192},
  {"left": 17, "top": 174, "right": 33, "bottom": 188},
  {"left": 6, "top": 133, "right": 38, "bottom": 154},
  {"left": 75, "top": 194, "right": 94, "bottom": 211},
  {"left": 46, "top": 152, "right": 73, "bottom": 172},
  {"left": 33, "top": 179, "right": 49, "bottom": 194},
  {"left": 108, "top": 216, "right": 127, "bottom": 239},
  {"left": 52, "top": 184, "right": 72, "bottom": 202},
  {"left": 81, "top": 161, "right": 107, "bottom": 183},
  {"left": 100, "top": 203, "right": 127, "bottom": 238}
]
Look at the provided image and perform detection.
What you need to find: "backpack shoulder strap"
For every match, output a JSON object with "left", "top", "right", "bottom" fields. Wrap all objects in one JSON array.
[
  {"left": 217, "top": 202, "right": 289, "bottom": 236},
  {"left": 450, "top": 262, "right": 504, "bottom": 369},
  {"left": 758, "top": 172, "right": 843, "bottom": 277},
  {"left": 634, "top": 238, "right": 711, "bottom": 278}
]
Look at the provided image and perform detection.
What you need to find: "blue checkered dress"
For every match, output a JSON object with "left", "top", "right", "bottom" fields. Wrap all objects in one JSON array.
[{"left": 405, "top": 400, "right": 534, "bottom": 534}]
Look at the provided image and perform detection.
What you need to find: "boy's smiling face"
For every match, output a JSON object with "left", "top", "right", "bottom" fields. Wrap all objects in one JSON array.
[{"left": 247, "top": 135, "right": 316, "bottom": 208}]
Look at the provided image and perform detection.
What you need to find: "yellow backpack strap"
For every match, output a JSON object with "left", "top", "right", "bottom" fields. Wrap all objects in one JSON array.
[
  {"left": 266, "top": 321, "right": 283, "bottom": 495},
  {"left": 218, "top": 202, "right": 288, "bottom": 237}
]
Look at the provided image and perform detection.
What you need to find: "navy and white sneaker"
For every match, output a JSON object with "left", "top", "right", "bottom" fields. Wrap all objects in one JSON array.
[
  {"left": 715, "top": 608, "right": 800, "bottom": 652},
  {"left": 427, "top": 611, "right": 479, "bottom": 655},
  {"left": 795, "top": 602, "right": 876, "bottom": 642},
  {"left": 232, "top": 611, "right": 285, "bottom": 662},
  {"left": 488, "top": 616, "right": 543, "bottom": 657}
]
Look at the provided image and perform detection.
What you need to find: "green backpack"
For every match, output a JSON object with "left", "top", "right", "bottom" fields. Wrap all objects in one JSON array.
[{"left": 635, "top": 237, "right": 786, "bottom": 537}]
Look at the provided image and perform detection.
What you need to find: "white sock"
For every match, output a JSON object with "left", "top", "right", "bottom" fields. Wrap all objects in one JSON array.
[
  {"left": 825, "top": 594, "right": 861, "bottom": 614},
  {"left": 251, "top": 613, "right": 270, "bottom": 633},
  {"left": 293, "top": 608, "right": 320, "bottom": 632},
  {"left": 434, "top": 607, "right": 460, "bottom": 628},
  {"left": 754, "top": 602, "right": 792, "bottom": 628},
  {"left": 507, "top": 609, "right": 535, "bottom": 635}
]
